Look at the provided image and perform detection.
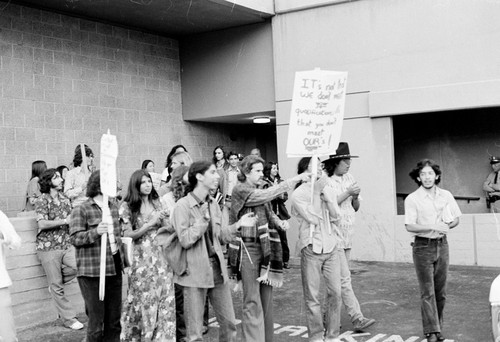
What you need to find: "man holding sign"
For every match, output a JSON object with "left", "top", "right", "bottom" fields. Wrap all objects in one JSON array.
[{"left": 70, "top": 170, "right": 123, "bottom": 342}]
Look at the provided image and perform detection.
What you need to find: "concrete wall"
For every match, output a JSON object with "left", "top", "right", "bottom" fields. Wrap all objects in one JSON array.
[
  {"left": 394, "top": 108, "right": 500, "bottom": 215},
  {"left": 0, "top": 3, "right": 249, "bottom": 217},
  {"left": 180, "top": 22, "right": 275, "bottom": 122},
  {"left": 272, "top": 0, "right": 500, "bottom": 261}
]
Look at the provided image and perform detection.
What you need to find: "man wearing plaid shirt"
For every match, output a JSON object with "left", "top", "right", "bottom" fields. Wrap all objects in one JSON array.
[{"left": 70, "top": 170, "right": 123, "bottom": 342}]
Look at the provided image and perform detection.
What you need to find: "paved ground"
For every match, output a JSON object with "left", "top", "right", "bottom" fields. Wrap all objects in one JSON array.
[{"left": 17, "top": 260, "right": 500, "bottom": 342}]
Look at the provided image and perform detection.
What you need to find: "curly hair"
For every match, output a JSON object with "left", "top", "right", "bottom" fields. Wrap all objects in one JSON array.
[
  {"left": 409, "top": 159, "right": 442, "bottom": 186},
  {"left": 38, "top": 168, "right": 58, "bottom": 194}
]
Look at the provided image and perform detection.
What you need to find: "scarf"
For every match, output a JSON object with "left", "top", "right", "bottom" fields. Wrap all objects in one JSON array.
[{"left": 228, "top": 182, "right": 283, "bottom": 288}]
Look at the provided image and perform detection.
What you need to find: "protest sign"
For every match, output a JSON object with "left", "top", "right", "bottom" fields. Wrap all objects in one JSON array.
[
  {"left": 99, "top": 130, "right": 118, "bottom": 300},
  {"left": 286, "top": 69, "right": 348, "bottom": 157},
  {"left": 100, "top": 131, "right": 118, "bottom": 197}
]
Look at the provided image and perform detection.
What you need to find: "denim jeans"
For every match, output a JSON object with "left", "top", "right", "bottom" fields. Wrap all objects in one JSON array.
[
  {"left": 183, "top": 258, "right": 236, "bottom": 342},
  {"left": 0, "top": 287, "right": 17, "bottom": 342},
  {"left": 176, "top": 283, "right": 210, "bottom": 341},
  {"left": 37, "top": 246, "right": 78, "bottom": 324},
  {"left": 412, "top": 236, "right": 449, "bottom": 334},
  {"left": 301, "top": 246, "right": 341, "bottom": 342},
  {"left": 339, "top": 248, "right": 363, "bottom": 322},
  {"left": 240, "top": 242, "right": 274, "bottom": 342},
  {"left": 77, "top": 274, "right": 122, "bottom": 342}
]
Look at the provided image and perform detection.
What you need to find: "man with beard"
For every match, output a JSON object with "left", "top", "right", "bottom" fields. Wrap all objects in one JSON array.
[
  {"left": 35, "top": 169, "right": 83, "bottom": 330},
  {"left": 405, "top": 159, "right": 461, "bottom": 342}
]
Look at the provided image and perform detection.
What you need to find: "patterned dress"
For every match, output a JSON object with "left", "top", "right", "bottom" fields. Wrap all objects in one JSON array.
[{"left": 119, "top": 201, "right": 175, "bottom": 342}]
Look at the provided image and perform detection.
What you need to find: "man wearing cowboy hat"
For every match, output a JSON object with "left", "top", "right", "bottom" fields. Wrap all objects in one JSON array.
[
  {"left": 322, "top": 142, "right": 376, "bottom": 332},
  {"left": 483, "top": 155, "right": 500, "bottom": 211}
]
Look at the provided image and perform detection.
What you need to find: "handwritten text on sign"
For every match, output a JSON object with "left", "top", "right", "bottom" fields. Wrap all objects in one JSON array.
[
  {"left": 100, "top": 133, "right": 118, "bottom": 197},
  {"left": 286, "top": 70, "right": 347, "bottom": 157}
]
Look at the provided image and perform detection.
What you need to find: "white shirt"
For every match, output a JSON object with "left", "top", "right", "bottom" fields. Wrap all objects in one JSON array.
[
  {"left": 404, "top": 186, "right": 462, "bottom": 239},
  {"left": 327, "top": 173, "right": 359, "bottom": 249}
]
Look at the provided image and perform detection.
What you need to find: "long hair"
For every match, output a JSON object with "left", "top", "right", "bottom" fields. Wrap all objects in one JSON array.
[
  {"left": 237, "top": 155, "right": 265, "bottom": 182},
  {"left": 409, "top": 159, "right": 442, "bottom": 186},
  {"left": 212, "top": 145, "right": 227, "bottom": 164},
  {"left": 86, "top": 170, "right": 101, "bottom": 198},
  {"left": 56, "top": 165, "right": 68, "bottom": 179},
  {"left": 31, "top": 160, "right": 47, "bottom": 180},
  {"left": 38, "top": 168, "right": 57, "bottom": 194},
  {"left": 322, "top": 158, "right": 342, "bottom": 177},
  {"left": 263, "top": 161, "right": 280, "bottom": 181},
  {"left": 186, "top": 161, "right": 212, "bottom": 194},
  {"left": 73, "top": 144, "right": 93, "bottom": 168},
  {"left": 166, "top": 145, "right": 187, "bottom": 168},
  {"left": 169, "top": 165, "right": 190, "bottom": 202},
  {"left": 124, "top": 169, "right": 160, "bottom": 228},
  {"left": 141, "top": 159, "right": 154, "bottom": 170}
]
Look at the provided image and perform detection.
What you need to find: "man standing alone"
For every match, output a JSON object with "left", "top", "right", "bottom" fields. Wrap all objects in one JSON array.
[{"left": 405, "top": 159, "right": 461, "bottom": 342}]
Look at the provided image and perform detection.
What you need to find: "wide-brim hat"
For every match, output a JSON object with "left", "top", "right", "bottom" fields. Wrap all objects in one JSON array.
[
  {"left": 322, "top": 142, "right": 358, "bottom": 162},
  {"left": 490, "top": 156, "right": 500, "bottom": 164}
]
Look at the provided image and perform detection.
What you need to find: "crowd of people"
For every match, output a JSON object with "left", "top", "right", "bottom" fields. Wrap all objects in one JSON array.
[{"left": 0, "top": 140, "right": 465, "bottom": 342}]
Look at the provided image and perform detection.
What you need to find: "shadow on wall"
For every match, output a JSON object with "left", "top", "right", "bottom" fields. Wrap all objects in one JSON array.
[{"left": 393, "top": 107, "right": 500, "bottom": 214}]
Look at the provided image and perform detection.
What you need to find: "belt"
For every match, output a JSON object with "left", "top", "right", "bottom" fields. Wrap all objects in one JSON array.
[
  {"left": 415, "top": 235, "right": 446, "bottom": 243},
  {"left": 241, "top": 237, "right": 258, "bottom": 243}
]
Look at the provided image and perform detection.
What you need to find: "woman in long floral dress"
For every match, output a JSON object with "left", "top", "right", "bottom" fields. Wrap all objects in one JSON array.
[{"left": 120, "top": 169, "right": 175, "bottom": 341}]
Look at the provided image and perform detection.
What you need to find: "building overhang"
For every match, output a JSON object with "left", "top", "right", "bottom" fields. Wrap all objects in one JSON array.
[{"left": 7, "top": 0, "right": 274, "bottom": 38}]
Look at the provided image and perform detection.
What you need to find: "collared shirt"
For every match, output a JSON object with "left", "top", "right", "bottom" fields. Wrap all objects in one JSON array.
[
  {"left": 404, "top": 186, "right": 462, "bottom": 239},
  {"left": 64, "top": 166, "right": 90, "bottom": 208},
  {"left": 291, "top": 182, "right": 337, "bottom": 254},
  {"left": 171, "top": 192, "right": 237, "bottom": 288},
  {"left": 69, "top": 198, "right": 122, "bottom": 277},
  {"left": 327, "top": 173, "right": 359, "bottom": 249},
  {"left": 0, "top": 210, "right": 21, "bottom": 288},
  {"left": 226, "top": 167, "right": 240, "bottom": 196},
  {"left": 34, "top": 192, "right": 72, "bottom": 251}
]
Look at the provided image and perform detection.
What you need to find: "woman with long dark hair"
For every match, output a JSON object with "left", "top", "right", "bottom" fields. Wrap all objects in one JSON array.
[
  {"left": 120, "top": 170, "right": 175, "bottom": 341},
  {"left": 213, "top": 145, "right": 228, "bottom": 171},
  {"left": 24, "top": 160, "right": 47, "bottom": 212}
]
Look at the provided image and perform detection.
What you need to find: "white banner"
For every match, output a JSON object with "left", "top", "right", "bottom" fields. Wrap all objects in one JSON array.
[
  {"left": 100, "top": 131, "right": 118, "bottom": 197},
  {"left": 286, "top": 69, "right": 348, "bottom": 157}
]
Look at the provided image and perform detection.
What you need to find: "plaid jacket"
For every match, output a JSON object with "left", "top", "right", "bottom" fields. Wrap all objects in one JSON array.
[{"left": 69, "top": 198, "right": 122, "bottom": 277}]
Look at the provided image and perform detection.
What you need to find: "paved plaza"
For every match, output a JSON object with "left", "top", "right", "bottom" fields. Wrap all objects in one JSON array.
[{"left": 17, "top": 260, "right": 499, "bottom": 342}]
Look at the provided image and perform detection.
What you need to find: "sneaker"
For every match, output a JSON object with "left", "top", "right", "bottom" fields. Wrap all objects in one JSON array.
[
  {"left": 353, "top": 317, "right": 376, "bottom": 331},
  {"left": 66, "top": 320, "right": 84, "bottom": 330}
]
